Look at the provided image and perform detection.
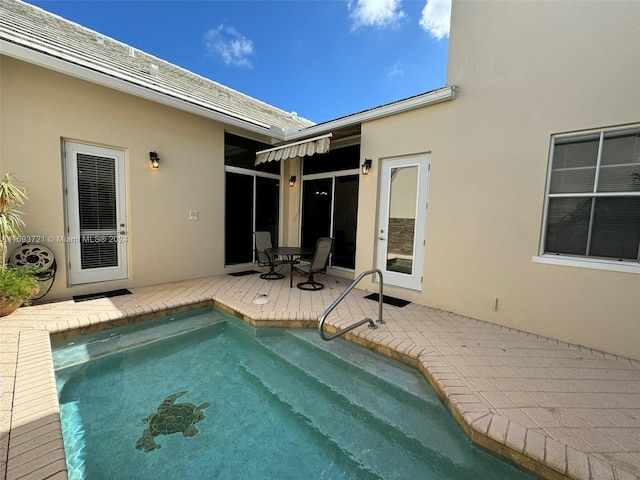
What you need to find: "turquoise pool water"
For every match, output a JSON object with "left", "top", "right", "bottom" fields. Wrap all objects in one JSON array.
[{"left": 53, "top": 307, "right": 534, "bottom": 479}]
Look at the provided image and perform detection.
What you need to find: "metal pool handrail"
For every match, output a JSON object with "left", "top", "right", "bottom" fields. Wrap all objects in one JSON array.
[{"left": 319, "top": 269, "right": 385, "bottom": 341}]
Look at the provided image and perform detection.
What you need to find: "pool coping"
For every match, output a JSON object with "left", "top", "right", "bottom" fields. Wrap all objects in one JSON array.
[{"left": 1, "top": 284, "right": 636, "bottom": 480}]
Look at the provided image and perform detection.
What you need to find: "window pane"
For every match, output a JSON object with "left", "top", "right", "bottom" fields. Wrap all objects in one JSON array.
[
  {"left": 77, "top": 154, "right": 116, "bottom": 232},
  {"left": 303, "top": 144, "right": 360, "bottom": 175},
  {"left": 386, "top": 166, "right": 418, "bottom": 274},
  {"left": 301, "top": 178, "right": 332, "bottom": 252},
  {"left": 597, "top": 164, "right": 640, "bottom": 192},
  {"left": 544, "top": 197, "right": 591, "bottom": 256},
  {"left": 225, "top": 132, "right": 279, "bottom": 174},
  {"left": 225, "top": 172, "right": 254, "bottom": 265},
  {"left": 255, "top": 177, "right": 280, "bottom": 247},
  {"left": 549, "top": 169, "right": 597, "bottom": 194},
  {"left": 76, "top": 153, "right": 118, "bottom": 269},
  {"left": 81, "top": 241, "right": 117, "bottom": 269},
  {"left": 600, "top": 129, "right": 640, "bottom": 166},
  {"left": 590, "top": 197, "right": 640, "bottom": 260},
  {"left": 553, "top": 136, "right": 600, "bottom": 168},
  {"left": 597, "top": 130, "right": 640, "bottom": 192},
  {"left": 332, "top": 175, "right": 359, "bottom": 269},
  {"left": 549, "top": 137, "right": 599, "bottom": 193}
]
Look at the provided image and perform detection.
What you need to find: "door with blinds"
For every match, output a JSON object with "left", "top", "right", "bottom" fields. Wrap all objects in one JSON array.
[{"left": 64, "top": 142, "right": 128, "bottom": 284}]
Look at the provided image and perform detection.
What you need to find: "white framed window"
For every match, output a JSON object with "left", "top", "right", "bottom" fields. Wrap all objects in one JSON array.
[{"left": 539, "top": 125, "right": 640, "bottom": 267}]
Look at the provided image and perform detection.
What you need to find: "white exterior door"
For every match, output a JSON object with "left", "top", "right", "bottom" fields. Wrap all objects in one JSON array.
[
  {"left": 376, "top": 155, "right": 430, "bottom": 291},
  {"left": 64, "top": 141, "right": 128, "bottom": 284}
]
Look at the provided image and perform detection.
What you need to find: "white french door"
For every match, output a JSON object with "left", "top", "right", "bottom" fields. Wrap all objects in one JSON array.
[
  {"left": 376, "top": 155, "right": 430, "bottom": 290},
  {"left": 64, "top": 141, "right": 128, "bottom": 284}
]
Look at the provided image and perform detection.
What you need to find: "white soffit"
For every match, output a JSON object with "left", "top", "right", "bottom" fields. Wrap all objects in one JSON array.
[{"left": 255, "top": 133, "right": 332, "bottom": 165}]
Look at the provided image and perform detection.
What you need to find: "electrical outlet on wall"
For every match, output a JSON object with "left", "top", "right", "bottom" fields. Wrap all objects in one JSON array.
[{"left": 189, "top": 210, "right": 198, "bottom": 221}]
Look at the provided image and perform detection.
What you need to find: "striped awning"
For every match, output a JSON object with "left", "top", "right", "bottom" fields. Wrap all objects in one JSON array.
[{"left": 255, "top": 133, "right": 332, "bottom": 165}]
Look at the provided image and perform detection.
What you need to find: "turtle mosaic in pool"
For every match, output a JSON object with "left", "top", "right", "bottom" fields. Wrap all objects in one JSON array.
[
  {"left": 53, "top": 307, "right": 535, "bottom": 479},
  {"left": 135, "top": 391, "right": 211, "bottom": 452}
]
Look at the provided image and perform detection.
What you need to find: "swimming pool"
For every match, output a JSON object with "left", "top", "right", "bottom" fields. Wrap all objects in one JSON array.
[{"left": 53, "top": 307, "right": 534, "bottom": 479}]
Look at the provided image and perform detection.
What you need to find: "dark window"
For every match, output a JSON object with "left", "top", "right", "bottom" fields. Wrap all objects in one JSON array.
[
  {"left": 225, "top": 132, "right": 279, "bottom": 175},
  {"left": 303, "top": 144, "right": 360, "bottom": 175}
]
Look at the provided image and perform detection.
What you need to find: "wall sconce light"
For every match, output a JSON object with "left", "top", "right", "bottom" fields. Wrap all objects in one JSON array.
[
  {"left": 361, "top": 159, "right": 372, "bottom": 175},
  {"left": 149, "top": 151, "right": 160, "bottom": 169},
  {"left": 289, "top": 175, "right": 296, "bottom": 187}
]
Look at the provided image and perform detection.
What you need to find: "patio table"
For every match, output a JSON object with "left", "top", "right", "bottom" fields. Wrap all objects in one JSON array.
[{"left": 267, "top": 246, "right": 314, "bottom": 288}]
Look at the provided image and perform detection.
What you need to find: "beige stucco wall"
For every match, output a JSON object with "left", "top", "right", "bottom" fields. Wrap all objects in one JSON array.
[
  {"left": 0, "top": 57, "right": 266, "bottom": 300},
  {"left": 357, "top": 0, "right": 640, "bottom": 359},
  {"left": 281, "top": 157, "right": 302, "bottom": 247}
]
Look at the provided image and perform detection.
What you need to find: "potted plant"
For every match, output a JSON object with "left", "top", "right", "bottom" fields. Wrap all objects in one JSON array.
[{"left": 0, "top": 173, "right": 39, "bottom": 316}]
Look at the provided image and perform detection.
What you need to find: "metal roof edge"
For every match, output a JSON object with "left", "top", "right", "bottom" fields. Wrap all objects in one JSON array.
[
  {"left": 0, "top": 39, "right": 287, "bottom": 141},
  {"left": 282, "top": 86, "right": 458, "bottom": 141}
]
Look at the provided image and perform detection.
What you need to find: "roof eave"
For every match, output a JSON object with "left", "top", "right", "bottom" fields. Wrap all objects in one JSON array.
[
  {"left": 282, "top": 85, "right": 459, "bottom": 142},
  {"left": 1, "top": 39, "right": 287, "bottom": 141}
]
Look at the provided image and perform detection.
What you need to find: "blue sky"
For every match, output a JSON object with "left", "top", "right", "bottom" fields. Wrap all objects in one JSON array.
[{"left": 26, "top": 0, "right": 451, "bottom": 124}]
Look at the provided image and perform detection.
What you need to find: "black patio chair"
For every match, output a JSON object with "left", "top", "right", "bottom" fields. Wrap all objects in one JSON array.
[
  {"left": 293, "top": 237, "right": 333, "bottom": 291},
  {"left": 254, "top": 231, "right": 285, "bottom": 280}
]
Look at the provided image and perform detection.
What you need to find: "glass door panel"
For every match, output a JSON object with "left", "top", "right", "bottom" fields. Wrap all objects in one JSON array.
[
  {"left": 77, "top": 153, "right": 119, "bottom": 270},
  {"left": 255, "top": 177, "right": 280, "bottom": 247},
  {"left": 377, "top": 156, "right": 430, "bottom": 290},
  {"left": 301, "top": 178, "right": 333, "bottom": 252},
  {"left": 333, "top": 175, "right": 359, "bottom": 269},
  {"left": 386, "top": 165, "right": 418, "bottom": 274},
  {"left": 225, "top": 172, "right": 254, "bottom": 264},
  {"left": 224, "top": 173, "right": 280, "bottom": 265}
]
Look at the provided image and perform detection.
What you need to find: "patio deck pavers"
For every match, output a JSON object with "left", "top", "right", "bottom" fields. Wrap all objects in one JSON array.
[{"left": 1, "top": 272, "right": 639, "bottom": 480}]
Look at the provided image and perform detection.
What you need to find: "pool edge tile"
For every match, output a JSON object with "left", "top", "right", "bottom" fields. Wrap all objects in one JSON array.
[{"left": 6, "top": 330, "right": 68, "bottom": 480}]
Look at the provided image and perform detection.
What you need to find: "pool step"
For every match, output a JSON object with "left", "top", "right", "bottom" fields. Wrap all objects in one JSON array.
[
  {"left": 287, "top": 328, "right": 437, "bottom": 400},
  {"left": 53, "top": 307, "right": 226, "bottom": 368},
  {"left": 239, "top": 342, "right": 476, "bottom": 479},
  {"left": 255, "top": 330, "right": 469, "bottom": 459}
]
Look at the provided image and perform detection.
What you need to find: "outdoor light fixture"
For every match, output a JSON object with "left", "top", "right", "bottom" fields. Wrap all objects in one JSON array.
[
  {"left": 289, "top": 175, "right": 296, "bottom": 187},
  {"left": 362, "top": 159, "right": 372, "bottom": 175},
  {"left": 149, "top": 151, "right": 160, "bottom": 169}
]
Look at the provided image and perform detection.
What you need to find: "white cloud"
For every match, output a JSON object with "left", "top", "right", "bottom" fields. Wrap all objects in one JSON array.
[
  {"left": 419, "top": 0, "right": 451, "bottom": 40},
  {"left": 349, "top": 0, "right": 405, "bottom": 29},
  {"left": 204, "top": 25, "right": 254, "bottom": 68},
  {"left": 388, "top": 61, "right": 404, "bottom": 76}
]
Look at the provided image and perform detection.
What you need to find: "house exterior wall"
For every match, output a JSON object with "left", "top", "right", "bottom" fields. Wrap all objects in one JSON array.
[
  {"left": 0, "top": 57, "right": 260, "bottom": 300},
  {"left": 357, "top": 0, "right": 640, "bottom": 359},
  {"left": 281, "top": 157, "right": 302, "bottom": 247}
]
